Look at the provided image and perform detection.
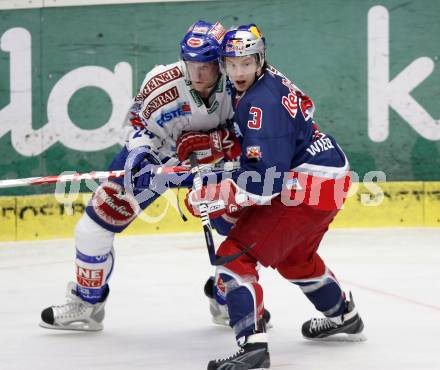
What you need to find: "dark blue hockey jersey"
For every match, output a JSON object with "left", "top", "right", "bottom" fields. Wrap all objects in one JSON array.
[{"left": 230, "top": 66, "right": 350, "bottom": 209}]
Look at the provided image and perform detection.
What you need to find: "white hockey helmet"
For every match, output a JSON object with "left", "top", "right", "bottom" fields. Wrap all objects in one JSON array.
[{"left": 219, "top": 24, "right": 266, "bottom": 68}]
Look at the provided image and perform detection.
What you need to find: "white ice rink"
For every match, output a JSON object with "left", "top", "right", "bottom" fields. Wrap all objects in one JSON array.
[{"left": 1, "top": 228, "right": 439, "bottom": 370}]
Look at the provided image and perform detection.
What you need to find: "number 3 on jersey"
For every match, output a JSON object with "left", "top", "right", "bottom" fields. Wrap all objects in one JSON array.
[{"left": 247, "top": 106, "right": 263, "bottom": 130}]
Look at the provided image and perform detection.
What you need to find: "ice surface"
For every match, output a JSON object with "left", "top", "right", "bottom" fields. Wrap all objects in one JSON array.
[{"left": 1, "top": 228, "right": 439, "bottom": 370}]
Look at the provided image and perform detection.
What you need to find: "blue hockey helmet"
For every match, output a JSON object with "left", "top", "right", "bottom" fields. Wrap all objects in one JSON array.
[
  {"left": 180, "top": 21, "right": 226, "bottom": 62},
  {"left": 219, "top": 24, "right": 266, "bottom": 67}
]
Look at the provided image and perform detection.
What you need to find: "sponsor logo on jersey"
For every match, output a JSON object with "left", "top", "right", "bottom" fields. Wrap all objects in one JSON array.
[
  {"left": 306, "top": 136, "right": 335, "bottom": 156},
  {"left": 156, "top": 102, "right": 192, "bottom": 127},
  {"left": 76, "top": 267, "right": 103, "bottom": 288},
  {"left": 187, "top": 37, "right": 203, "bottom": 47},
  {"left": 209, "top": 22, "right": 226, "bottom": 42},
  {"left": 281, "top": 88, "right": 298, "bottom": 119},
  {"left": 280, "top": 76, "right": 304, "bottom": 97},
  {"left": 246, "top": 145, "right": 262, "bottom": 160},
  {"left": 143, "top": 86, "right": 179, "bottom": 120},
  {"left": 137, "top": 66, "right": 183, "bottom": 101}
]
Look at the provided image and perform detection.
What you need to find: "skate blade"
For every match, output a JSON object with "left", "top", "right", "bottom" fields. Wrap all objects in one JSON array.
[
  {"left": 304, "top": 332, "right": 367, "bottom": 342},
  {"left": 39, "top": 320, "right": 103, "bottom": 332}
]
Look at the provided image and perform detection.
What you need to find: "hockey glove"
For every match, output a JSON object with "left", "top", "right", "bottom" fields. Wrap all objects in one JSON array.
[
  {"left": 176, "top": 128, "right": 241, "bottom": 165},
  {"left": 184, "top": 179, "right": 253, "bottom": 219},
  {"left": 123, "top": 146, "right": 161, "bottom": 193}
]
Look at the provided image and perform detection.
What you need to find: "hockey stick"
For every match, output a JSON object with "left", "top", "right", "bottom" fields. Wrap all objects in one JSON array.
[
  {"left": 0, "top": 162, "right": 240, "bottom": 189},
  {"left": 189, "top": 153, "right": 255, "bottom": 266},
  {"left": 0, "top": 170, "right": 126, "bottom": 189}
]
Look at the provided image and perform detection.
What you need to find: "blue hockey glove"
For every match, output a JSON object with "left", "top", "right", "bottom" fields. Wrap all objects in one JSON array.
[{"left": 123, "top": 146, "right": 161, "bottom": 193}]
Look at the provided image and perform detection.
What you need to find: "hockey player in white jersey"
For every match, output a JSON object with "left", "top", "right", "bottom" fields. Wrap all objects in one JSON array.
[{"left": 39, "top": 20, "right": 244, "bottom": 331}]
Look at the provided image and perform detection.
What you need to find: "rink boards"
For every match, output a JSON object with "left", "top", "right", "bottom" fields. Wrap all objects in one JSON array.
[{"left": 0, "top": 181, "right": 439, "bottom": 241}]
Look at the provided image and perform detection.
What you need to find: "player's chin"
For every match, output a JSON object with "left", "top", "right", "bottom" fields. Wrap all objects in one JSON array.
[
  {"left": 233, "top": 80, "right": 249, "bottom": 92},
  {"left": 192, "top": 81, "right": 211, "bottom": 92},
  {"left": 191, "top": 81, "right": 203, "bottom": 89}
]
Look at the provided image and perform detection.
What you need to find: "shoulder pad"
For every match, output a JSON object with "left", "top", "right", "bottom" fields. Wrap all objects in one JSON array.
[{"left": 135, "top": 61, "right": 184, "bottom": 103}]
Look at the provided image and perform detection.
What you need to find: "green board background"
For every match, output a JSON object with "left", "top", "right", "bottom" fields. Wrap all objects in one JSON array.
[{"left": 1, "top": 0, "right": 439, "bottom": 196}]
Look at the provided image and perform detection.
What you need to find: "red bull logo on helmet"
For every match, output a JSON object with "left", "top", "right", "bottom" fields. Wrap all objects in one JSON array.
[{"left": 225, "top": 39, "right": 245, "bottom": 53}]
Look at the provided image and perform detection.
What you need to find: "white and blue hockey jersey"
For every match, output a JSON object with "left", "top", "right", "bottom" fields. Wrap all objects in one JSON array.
[{"left": 124, "top": 61, "right": 234, "bottom": 163}]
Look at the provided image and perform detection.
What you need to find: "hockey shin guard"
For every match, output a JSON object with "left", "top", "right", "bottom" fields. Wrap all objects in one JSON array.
[
  {"left": 75, "top": 213, "right": 115, "bottom": 304},
  {"left": 291, "top": 268, "right": 345, "bottom": 317},
  {"left": 218, "top": 267, "right": 264, "bottom": 341}
]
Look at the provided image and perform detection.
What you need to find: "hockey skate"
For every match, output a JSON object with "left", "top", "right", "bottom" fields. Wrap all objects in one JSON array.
[
  {"left": 208, "top": 340, "right": 270, "bottom": 370},
  {"left": 208, "top": 321, "right": 270, "bottom": 370},
  {"left": 302, "top": 292, "right": 366, "bottom": 341},
  {"left": 39, "top": 282, "right": 108, "bottom": 331},
  {"left": 204, "top": 276, "right": 272, "bottom": 328}
]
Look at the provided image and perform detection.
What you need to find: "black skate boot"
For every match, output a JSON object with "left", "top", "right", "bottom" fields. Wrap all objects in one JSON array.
[
  {"left": 207, "top": 331, "right": 270, "bottom": 370},
  {"left": 204, "top": 277, "right": 272, "bottom": 328},
  {"left": 302, "top": 292, "right": 366, "bottom": 341}
]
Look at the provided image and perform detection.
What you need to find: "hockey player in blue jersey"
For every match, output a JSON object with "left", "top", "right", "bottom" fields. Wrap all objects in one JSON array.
[{"left": 181, "top": 24, "right": 366, "bottom": 369}]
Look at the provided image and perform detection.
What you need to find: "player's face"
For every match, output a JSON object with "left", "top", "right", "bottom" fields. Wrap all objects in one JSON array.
[
  {"left": 186, "top": 61, "right": 219, "bottom": 97},
  {"left": 224, "top": 56, "right": 260, "bottom": 92}
]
